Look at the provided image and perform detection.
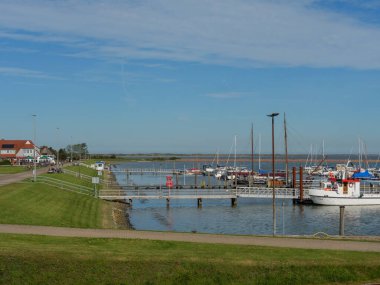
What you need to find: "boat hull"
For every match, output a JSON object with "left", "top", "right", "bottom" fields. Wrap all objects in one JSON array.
[{"left": 310, "top": 195, "right": 380, "bottom": 206}]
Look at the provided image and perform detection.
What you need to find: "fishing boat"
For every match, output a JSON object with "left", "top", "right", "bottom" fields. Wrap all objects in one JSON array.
[{"left": 309, "top": 174, "right": 380, "bottom": 206}]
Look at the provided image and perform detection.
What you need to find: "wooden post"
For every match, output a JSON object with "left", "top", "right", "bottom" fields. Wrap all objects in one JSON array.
[
  {"left": 231, "top": 198, "right": 237, "bottom": 207},
  {"left": 176, "top": 173, "right": 179, "bottom": 189},
  {"left": 208, "top": 172, "right": 211, "bottom": 188},
  {"left": 195, "top": 173, "right": 198, "bottom": 189},
  {"left": 339, "top": 206, "right": 345, "bottom": 236},
  {"left": 197, "top": 198, "right": 202, "bottom": 208},
  {"left": 299, "top": 166, "right": 304, "bottom": 203}
]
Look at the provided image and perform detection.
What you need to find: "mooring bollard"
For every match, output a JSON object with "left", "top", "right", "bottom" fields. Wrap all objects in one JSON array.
[
  {"left": 299, "top": 166, "right": 304, "bottom": 203},
  {"left": 197, "top": 198, "right": 202, "bottom": 208},
  {"left": 339, "top": 206, "right": 345, "bottom": 236}
]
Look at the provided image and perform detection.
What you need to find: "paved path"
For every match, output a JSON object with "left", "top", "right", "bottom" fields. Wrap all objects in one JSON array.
[
  {"left": 0, "top": 167, "right": 48, "bottom": 186},
  {"left": 1, "top": 224, "right": 380, "bottom": 252}
]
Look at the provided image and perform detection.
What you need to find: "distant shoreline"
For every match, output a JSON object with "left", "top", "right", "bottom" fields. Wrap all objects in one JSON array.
[{"left": 131, "top": 158, "right": 379, "bottom": 163}]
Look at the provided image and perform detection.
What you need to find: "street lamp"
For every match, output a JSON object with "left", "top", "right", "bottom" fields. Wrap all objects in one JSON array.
[
  {"left": 56, "top": 127, "right": 60, "bottom": 169},
  {"left": 32, "top": 114, "right": 37, "bottom": 182},
  {"left": 70, "top": 136, "right": 73, "bottom": 163},
  {"left": 267, "top": 112, "right": 279, "bottom": 236}
]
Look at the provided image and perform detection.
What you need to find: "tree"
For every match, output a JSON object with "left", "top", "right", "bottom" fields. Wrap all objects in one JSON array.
[
  {"left": 58, "top": 148, "right": 68, "bottom": 161},
  {"left": 66, "top": 143, "right": 89, "bottom": 160}
]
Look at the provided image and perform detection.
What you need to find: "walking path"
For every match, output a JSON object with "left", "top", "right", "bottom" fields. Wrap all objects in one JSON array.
[
  {"left": 1, "top": 224, "right": 380, "bottom": 252},
  {"left": 0, "top": 167, "right": 48, "bottom": 186}
]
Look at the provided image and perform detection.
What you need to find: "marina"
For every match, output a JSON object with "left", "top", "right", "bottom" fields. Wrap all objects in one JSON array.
[{"left": 102, "top": 159, "right": 380, "bottom": 236}]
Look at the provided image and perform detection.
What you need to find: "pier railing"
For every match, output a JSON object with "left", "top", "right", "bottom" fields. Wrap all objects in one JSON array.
[
  {"left": 98, "top": 186, "right": 308, "bottom": 201},
  {"left": 234, "top": 187, "right": 309, "bottom": 199},
  {"left": 98, "top": 187, "right": 236, "bottom": 200},
  {"left": 111, "top": 168, "right": 181, "bottom": 174}
]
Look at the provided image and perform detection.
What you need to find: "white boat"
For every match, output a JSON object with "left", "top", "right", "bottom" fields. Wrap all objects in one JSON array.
[{"left": 309, "top": 177, "right": 380, "bottom": 206}]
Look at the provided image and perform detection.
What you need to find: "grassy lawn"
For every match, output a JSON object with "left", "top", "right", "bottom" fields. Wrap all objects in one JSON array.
[
  {"left": 0, "top": 181, "right": 111, "bottom": 228},
  {"left": 64, "top": 164, "right": 99, "bottom": 177},
  {"left": 41, "top": 172, "right": 95, "bottom": 188},
  {"left": 0, "top": 233, "right": 379, "bottom": 285},
  {"left": 0, "top": 166, "right": 29, "bottom": 174}
]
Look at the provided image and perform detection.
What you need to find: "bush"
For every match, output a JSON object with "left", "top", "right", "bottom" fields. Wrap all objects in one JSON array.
[{"left": 0, "top": 160, "right": 11, "bottom": 165}]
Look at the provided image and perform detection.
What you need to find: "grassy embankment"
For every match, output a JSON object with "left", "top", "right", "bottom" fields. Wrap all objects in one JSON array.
[
  {"left": 1, "top": 161, "right": 380, "bottom": 284},
  {"left": 0, "top": 165, "right": 29, "bottom": 174},
  {"left": 0, "top": 164, "right": 112, "bottom": 228}
]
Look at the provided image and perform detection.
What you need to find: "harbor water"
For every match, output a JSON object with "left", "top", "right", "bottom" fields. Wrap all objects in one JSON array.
[{"left": 112, "top": 161, "right": 380, "bottom": 236}]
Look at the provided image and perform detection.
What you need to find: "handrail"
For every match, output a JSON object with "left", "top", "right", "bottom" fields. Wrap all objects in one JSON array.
[
  {"left": 37, "top": 176, "right": 94, "bottom": 196},
  {"left": 62, "top": 169, "right": 104, "bottom": 184},
  {"left": 111, "top": 168, "right": 181, "bottom": 173}
]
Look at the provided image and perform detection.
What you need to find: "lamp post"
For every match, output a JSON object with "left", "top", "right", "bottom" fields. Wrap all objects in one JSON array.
[
  {"left": 267, "top": 112, "right": 279, "bottom": 236},
  {"left": 56, "top": 127, "right": 60, "bottom": 169},
  {"left": 70, "top": 136, "right": 73, "bottom": 163},
  {"left": 32, "top": 114, "right": 37, "bottom": 182}
]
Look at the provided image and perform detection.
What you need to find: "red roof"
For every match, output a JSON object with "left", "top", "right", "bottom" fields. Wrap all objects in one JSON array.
[{"left": 0, "top": 139, "right": 38, "bottom": 159}]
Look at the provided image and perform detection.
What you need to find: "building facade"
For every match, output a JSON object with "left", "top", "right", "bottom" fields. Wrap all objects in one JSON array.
[{"left": 0, "top": 139, "right": 40, "bottom": 164}]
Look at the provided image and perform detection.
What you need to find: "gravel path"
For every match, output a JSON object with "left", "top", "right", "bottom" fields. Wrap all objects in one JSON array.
[{"left": 1, "top": 224, "right": 380, "bottom": 252}]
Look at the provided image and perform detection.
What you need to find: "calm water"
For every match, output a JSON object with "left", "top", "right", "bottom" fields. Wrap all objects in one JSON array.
[{"left": 113, "top": 161, "right": 380, "bottom": 236}]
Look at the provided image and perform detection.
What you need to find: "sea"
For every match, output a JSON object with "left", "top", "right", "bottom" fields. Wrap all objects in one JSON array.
[{"left": 111, "top": 157, "right": 380, "bottom": 236}]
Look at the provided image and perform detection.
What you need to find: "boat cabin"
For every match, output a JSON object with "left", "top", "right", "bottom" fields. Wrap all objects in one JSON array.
[{"left": 320, "top": 178, "right": 360, "bottom": 196}]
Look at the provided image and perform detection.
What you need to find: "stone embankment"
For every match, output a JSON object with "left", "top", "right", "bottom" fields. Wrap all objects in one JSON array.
[{"left": 104, "top": 167, "right": 134, "bottom": 229}]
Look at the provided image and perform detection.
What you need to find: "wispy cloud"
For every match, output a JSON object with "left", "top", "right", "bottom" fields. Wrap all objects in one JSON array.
[
  {"left": 0, "top": 66, "right": 63, "bottom": 80},
  {"left": 1, "top": 0, "right": 380, "bottom": 69}
]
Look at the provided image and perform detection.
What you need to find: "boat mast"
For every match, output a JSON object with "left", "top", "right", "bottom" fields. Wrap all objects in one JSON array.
[
  {"left": 284, "top": 113, "right": 289, "bottom": 185},
  {"left": 234, "top": 135, "right": 237, "bottom": 168},
  {"left": 251, "top": 124, "right": 254, "bottom": 173},
  {"left": 358, "top": 137, "right": 362, "bottom": 170},
  {"left": 259, "top": 133, "right": 261, "bottom": 170},
  {"left": 322, "top": 139, "right": 326, "bottom": 168}
]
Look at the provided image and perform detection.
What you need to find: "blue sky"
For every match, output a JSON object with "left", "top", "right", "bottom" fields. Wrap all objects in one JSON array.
[{"left": 1, "top": 0, "right": 380, "bottom": 154}]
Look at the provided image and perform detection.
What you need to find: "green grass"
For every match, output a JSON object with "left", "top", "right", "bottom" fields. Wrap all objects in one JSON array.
[
  {"left": 0, "top": 233, "right": 379, "bottom": 285},
  {"left": 0, "top": 166, "right": 29, "bottom": 174},
  {"left": 41, "top": 172, "right": 95, "bottom": 188},
  {"left": 0, "top": 182, "right": 105, "bottom": 228},
  {"left": 1, "top": 163, "right": 380, "bottom": 284},
  {"left": 64, "top": 164, "right": 99, "bottom": 177}
]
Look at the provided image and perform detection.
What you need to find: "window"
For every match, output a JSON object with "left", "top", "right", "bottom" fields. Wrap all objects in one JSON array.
[{"left": 2, "top": 144, "right": 15, "bottom": 149}]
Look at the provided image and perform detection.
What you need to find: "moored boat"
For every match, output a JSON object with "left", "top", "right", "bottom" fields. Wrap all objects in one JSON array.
[{"left": 309, "top": 175, "right": 380, "bottom": 206}]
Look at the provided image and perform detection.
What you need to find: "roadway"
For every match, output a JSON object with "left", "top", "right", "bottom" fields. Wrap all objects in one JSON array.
[{"left": 0, "top": 167, "right": 49, "bottom": 186}]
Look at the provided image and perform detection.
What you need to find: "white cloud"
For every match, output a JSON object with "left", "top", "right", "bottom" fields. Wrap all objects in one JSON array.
[
  {"left": 0, "top": 66, "right": 63, "bottom": 80},
  {"left": 0, "top": 0, "right": 380, "bottom": 69}
]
